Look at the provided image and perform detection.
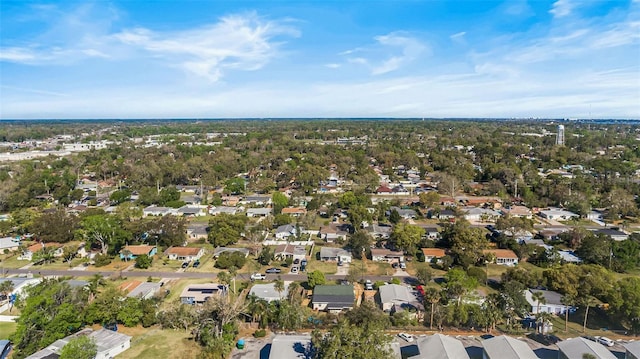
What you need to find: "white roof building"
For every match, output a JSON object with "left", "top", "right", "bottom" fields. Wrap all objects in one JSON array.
[
  {"left": 415, "top": 334, "right": 469, "bottom": 359},
  {"left": 482, "top": 335, "right": 538, "bottom": 359},
  {"left": 556, "top": 337, "right": 617, "bottom": 359}
]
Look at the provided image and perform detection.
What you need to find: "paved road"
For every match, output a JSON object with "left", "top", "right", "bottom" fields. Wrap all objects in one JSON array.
[{"left": 4, "top": 268, "right": 410, "bottom": 284}]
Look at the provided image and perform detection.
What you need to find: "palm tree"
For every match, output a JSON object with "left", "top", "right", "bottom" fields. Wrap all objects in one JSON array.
[
  {"left": 582, "top": 295, "right": 596, "bottom": 333},
  {"left": 274, "top": 276, "right": 285, "bottom": 301},
  {"left": 286, "top": 281, "right": 301, "bottom": 305},
  {"left": 537, "top": 312, "right": 553, "bottom": 334},
  {"left": 561, "top": 293, "right": 576, "bottom": 332},
  {"left": 424, "top": 287, "right": 441, "bottom": 330},
  {"left": 0, "top": 281, "right": 14, "bottom": 301},
  {"left": 532, "top": 291, "right": 546, "bottom": 315},
  {"left": 87, "top": 274, "right": 105, "bottom": 303}
]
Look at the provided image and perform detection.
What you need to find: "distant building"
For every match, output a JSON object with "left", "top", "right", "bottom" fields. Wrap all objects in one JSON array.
[
  {"left": 556, "top": 125, "right": 565, "bottom": 146},
  {"left": 483, "top": 249, "right": 519, "bottom": 266},
  {"left": 180, "top": 283, "right": 227, "bottom": 305},
  {"left": 524, "top": 289, "right": 573, "bottom": 315},
  {"left": 482, "top": 335, "right": 538, "bottom": 359},
  {"left": 557, "top": 337, "right": 616, "bottom": 359}
]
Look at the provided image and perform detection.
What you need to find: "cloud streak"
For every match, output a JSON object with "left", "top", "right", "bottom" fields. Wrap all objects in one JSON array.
[{"left": 342, "top": 32, "right": 427, "bottom": 75}]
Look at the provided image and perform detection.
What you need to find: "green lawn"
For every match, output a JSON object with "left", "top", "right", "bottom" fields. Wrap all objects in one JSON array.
[
  {"left": 0, "top": 321, "right": 17, "bottom": 339},
  {"left": 117, "top": 328, "right": 200, "bottom": 359}
]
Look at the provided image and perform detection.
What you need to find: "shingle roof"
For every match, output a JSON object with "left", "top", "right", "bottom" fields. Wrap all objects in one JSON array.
[
  {"left": 556, "top": 337, "right": 617, "bottom": 359},
  {"left": 416, "top": 334, "right": 470, "bottom": 359},
  {"left": 166, "top": 246, "right": 203, "bottom": 256},
  {"left": 312, "top": 285, "right": 354, "bottom": 309},
  {"left": 268, "top": 334, "right": 312, "bottom": 359},
  {"left": 624, "top": 341, "right": 640, "bottom": 358},
  {"left": 483, "top": 249, "right": 518, "bottom": 259},
  {"left": 482, "top": 335, "right": 538, "bottom": 359},
  {"left": 122, "top": 245, "right": 155, "bottom": 255}
]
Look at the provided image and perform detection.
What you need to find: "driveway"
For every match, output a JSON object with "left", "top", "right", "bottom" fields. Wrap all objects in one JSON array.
[{"left": 336, "top": 263, "right": 349, "bottom": 275}]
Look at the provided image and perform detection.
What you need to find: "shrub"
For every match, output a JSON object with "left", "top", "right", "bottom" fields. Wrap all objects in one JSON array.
[
  {"left": 253, "top": 329, "right": 267, "bottom": 338},
  {"left": 466, "top": 266, "right": 487, "bottom": 284},
  {"left": 215, "top": 251, "right": 247, "bottom": 269},
  {"left": 94, "top": 253, "right": 112, "bottom": 267}
]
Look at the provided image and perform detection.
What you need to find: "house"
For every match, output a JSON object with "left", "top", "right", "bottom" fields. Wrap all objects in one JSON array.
[
  {"left": 595, "top": 228, "right": 629, "bottom": 241},
  {"left": 421, "top": 248, "right": 446, "bottom": 263},
  {"left": 209, "top": 206, "right": 240, "bottom": 216},
  {"left": 186, "top": 223, "right": 208, "bottom": 240},
  {"left": 367, "top": 224, "right": 393, "bottom": 239},
  {"left": 502, "top": 205, "right": 533, "bottom": 219},
  {"left": 275, "top": 224, "right": 301, "bottom": 240},
  {"left": 557, "top": 337, "right": 617, "bottom": 359},
  {"left": 267, "top": 334, "right": 312, "bottom": 359},
  {"left": 389, "top": 207, "right": 418, "bottom": 220},
  {"left": 483, "top": 249, "right": 518, "bottom": 266},
  {"left": 281, "top": 207, "right": 307, "bottom": 217},
  {"left": 438, "top": 209, "right": 457, "bottom": 220},
  {"left": 119, "top": 280, "right": 162, "bottom": 300},
  {"left": 176, "top": 205, "right": 207, "bottom": 217},
  {"left": 319, "top": 247, "right": 352, "bottom": 263},
  {"left": 212, "top": 247, "right": 250, "bottom": 258},
  {"left": 539, "top": 227, "right": 569, "bottom": 241},
  {"left": 166, "top": 246, "right": 205, "bottom": 261},
  {"left": 0, "top": 277, "right": 42, "bottom": 305},
  {"left": 624, "top": 341, "right": 640, "bottom": 359},
  {"left": 538, "top": 208, "right": 579, "bottom": 221},
  {"left": 249, "top": 282, "right": 290, "bottom": 302},
  {"left": 414, "top": 334, "right": 470, "bottom": 359},
  {"left": 312, "top": 285, "right": 355, "bottom": 312},
  {"left": 463, "top": 207, "right": 501, "bottom": 222},
  {"left": 378, "top": 284, "right": 424, "bottom": 313},
  {"left": 274, "top": 244, "right": 306, "bottom": 262},
  {"left": 0, "top": 237, "right": 20, "bottom": 252},
  {"left": 180, "top": 283, "right": 227, "bottom": 305},
  {"left": 242, "top": 195, "right": 271, "bottom": 206},
  {"left": 376, "top": 185, "right": 393, "bottom": 195},
  {"left": 482, "top": 335, "right": 538, "bottom": 359},
  {"left": 18, "top": 242, "right": 63, "bottom": 261},
  {"left": 119, "top": 245, "right": 157, "bottom": 260},
  {"left": 420, "top": 226, "right": 440, "bottom": 239},
  {"left": 371, "top": 248, "right": 404, "bottom": 263},
  {"left": 319, "top": 225, "right": 348, "bottom": 243},
  {"left": 524, "top": 289, "right": 573, "bottom": 315},
  {"left": 26, "top": 328, "right": 131, "bottom": 359},
  {"left": 143, "top": 205, "right": 176, "bottom": 217},
  {"left": 246, "top": 208, "right": 272, "bottom": 217}
]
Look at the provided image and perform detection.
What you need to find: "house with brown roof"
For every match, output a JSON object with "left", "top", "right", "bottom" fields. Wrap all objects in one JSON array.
[
  {"left": 120, "top": 245, "right": 157, "bottom": 260},
  {"left": 165, "top": 246, "right": 205, "bottom": 261},
  {"left": 483, "top": 249, "right": 519, "bottom": 266},
  {"left": 18, "top": 242, "right": 63, "bottom": 261},
  {"left": 280, "top": 207, "right": 307, "bottom": 217},
  {"left": 502, "top": 205, "right": 533, "bottom": 219},
  {"left": 421, "top": 248, "right": 447, "bottom": 263}
]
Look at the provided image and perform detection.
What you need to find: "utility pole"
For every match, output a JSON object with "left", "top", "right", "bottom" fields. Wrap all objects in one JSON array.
[{"left": 514, "top": 179, "right": 518, "bottom": 199}]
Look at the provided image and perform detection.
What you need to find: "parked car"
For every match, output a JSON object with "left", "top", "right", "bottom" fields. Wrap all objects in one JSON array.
[
  {"left": 291, "top": 266, "right": 299, "bottom": 274},
  {"left": 399, "top": 261, "right": 407, "bottom": 269},
  {"left": 597, "top": 337, "right": 614, "bottom": 347},
  {"left": 181, "top": 262, "right": 190, "bottom": 268},
  {"left": 398, "top": 333, "right": 415, "bottom": 342},
  {"left": 365, "top": 279, "right": 374, "bottom": 290},
  {"left": 192, "top": 260, "right": 200, "bottom": 268},
  {"left": 250, "top": 273, "right": 267, "bottom": 280},
  {"left": 265, "top": 267, "right": 281, "bottom": 274},
  {"left": 391, "top": 262, "right": 399, "bottom": 269},
  {"left": 293, "top": 258, "right": 300, "bottom": 265}
]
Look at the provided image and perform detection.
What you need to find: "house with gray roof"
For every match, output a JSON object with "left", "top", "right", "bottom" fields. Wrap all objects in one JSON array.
[
  {"left": 389, "top": 207, "right": 418, "bottom": 220},
  {"left": 187, "top": 223, "right": 208, "bottom": 240},
  {"left": 246, "top": 208, "right": 272, "bottom": 217},
  {"left": 0, "top": 237, "right": 20, "bottom": 252},
  {"left": 594, "top": 228, "right": 629, "bottom": 241},
  {"left": 557, "top": 337, "right": 617, "bottom": 359},
  {"left": 26, "top": 328, "right": 131, "bottom": 359},
  {"left": 268, "top": 334, "right": 312, "bottom": 359},
  {"left": 415, "top": 334, "right": 469, "bottom": 359},
  {"left": 128, "top": 282, "right": 161, "bottom": 300},
  {"left": 312, "top": 285, "right": 354, "bottom": 312},
  {"left": 275, "top": 224, "right": 302, "bottom": 239},
  {"left": 242, "top": 195, "right": 271, "bottom": 206},
  {"left": 212, "top": 246, "right": 250, "bottom": 258},
  {"left": 624, "top": 341, "right": 640, "bottom": 359},
  {"left": 209, "top": 206, "right": 240, "bottom": 216},
  {"left": 482, "top": 335, "right": 538, "bottom": 359},
  {"left": 319, "top": 247, "right": 352, "bottom": 263},
  {"left": 176, "top": 205, "right": 207, "bottom": 217},
  {"left": 249, "top": 282, "right": 290, "bottom": 302},
  {"left": 524, "top": 289, "right": 572, "bottom": 315},
  {"left": 180, "top": 283, "right": 227, "bottom": 305},
  {"left": 143, "top": 206, "right": 176, "bottom": 217},
  {"left": 378, "top": 284, "right": 424, "bottom": 313}
]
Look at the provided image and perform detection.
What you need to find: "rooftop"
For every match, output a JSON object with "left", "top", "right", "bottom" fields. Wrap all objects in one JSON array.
[
  {"left": 482, "top": 335, "right": 538, "bottom": 359},
  {"left": 416, "top": 334, "right": 470, "bottom": 359},
  {"left": 556, "top": 337, "right": 617, "bottom": 359}
]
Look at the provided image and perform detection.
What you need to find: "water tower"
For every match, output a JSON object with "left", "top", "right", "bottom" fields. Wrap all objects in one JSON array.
[{"left": 556, "top": 125, "right": 565, "bottom": 146}]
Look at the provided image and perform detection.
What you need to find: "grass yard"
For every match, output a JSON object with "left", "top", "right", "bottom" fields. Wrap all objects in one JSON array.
[
  {"left": 0, "top": 321, "right": 16, "bottom": 339},
  {"left": 117, "top": 327, "right": 201, "bottom": 359}
]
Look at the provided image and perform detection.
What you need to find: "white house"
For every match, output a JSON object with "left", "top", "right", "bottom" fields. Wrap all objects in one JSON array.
[
  {"left": 524, "top": 289, "right": 573, "bottom": 315},
  {"left": 463, "top": 207, "right": 501, "bottom": 222},
  {"left": 538, "top": 208, "right": 579, "bottom": 221},
  {"left": 378, "top": 284, "right": 424, "bottom": 313},
  {"left": 319, "top": 247, "right": 352, "bottom": 263},
  {"left": 483, "top": 249, "right": 518, "bottom": 266},
  {"left": 246, "top": 208, "right": 272, "bottom": 217},
  {"left": 371, "top": 248, "right": 404, "bottom": 263},
  {"left": 26, "top": 328, "right": 131, "bottom": 359},
  {"left": 143, "top": 206, "right": 176, "bottom": 217},
  {"left": 0, "top": 237, "right": 21, "bottom": 252},
  {"left": 165, "top": 246, "right": 205, "bottom": 261},
  {"left": 275, "top": 224, "right": 302, "bottom": 240},
  {"left": 249, "top": 282, "right": 290, "bottom": 302}
]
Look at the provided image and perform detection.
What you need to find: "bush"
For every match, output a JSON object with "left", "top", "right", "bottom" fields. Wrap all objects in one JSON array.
[
  {"left": 94, "top": 253, "right": 112, "bottom": 267},
  {"left": 215, "top": 251, "right": 247, "bottom": 269},
  {"left": 466, "top": 266, "right": 487, "bottom": 284},
  {"left": 391, "top": 278, "right": 401, "bottom": 285},
  {"left": 253, "top": 329, "right": 267, "bottom": 338},
  {"left": 135, "top": 254, "right": 152, "bottom": 269}
]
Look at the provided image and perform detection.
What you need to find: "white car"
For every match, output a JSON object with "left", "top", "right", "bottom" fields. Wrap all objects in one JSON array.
[
  {"left": 291, "top": 266, "right": 299, "bottom": 274},
  {"left": 398, "top": 333, "right": 415, "bottom": 342},
  {"left": 597, "top": 337, "right": 614, "bottom": 347},
  {"left": 250, "top": 273, "right": 266, "bottom": 280}
]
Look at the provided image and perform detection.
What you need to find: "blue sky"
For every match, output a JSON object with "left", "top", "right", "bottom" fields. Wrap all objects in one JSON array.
[{"left": 1, "top": 0, "right": 639, "bottom": 119}]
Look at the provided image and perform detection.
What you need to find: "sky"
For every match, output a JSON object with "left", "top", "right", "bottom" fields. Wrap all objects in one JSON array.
[{"left": 0, "top": 0, "right": 639, "bottom": 119}]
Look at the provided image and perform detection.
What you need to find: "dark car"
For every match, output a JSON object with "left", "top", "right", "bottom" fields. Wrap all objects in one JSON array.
[
  {"left": 192, "top": 260, "right": 200, "bottom": 268},
  {"left": 181, "top": 262, "right": 189, "bottom": 268},
  {"left": 294, "top": 258, "right": 300, "bottom": 265},
  {"left": 266, "top": 267, "right": 282, "bottom": 274}
]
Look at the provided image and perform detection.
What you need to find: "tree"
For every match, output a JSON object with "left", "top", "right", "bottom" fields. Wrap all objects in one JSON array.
[
  {"left": 561, "top": 293, "right": 576, "bottom": 332},
  {"left": 274, "top": 276, "right": 285, "bottom": 300},
  {"left": 581, "top": 295, "right": 596, "bottom": 333},
  {"left": 388, "top": 209, "right": 401, "bottom": 224},
  {"left": 311, "top": 320, "right": 394, "bottom": 359},
  {"left": 109, "top": 189, "right": 132, "bottom": 205},
  {"left": 224, "top": 177, "right": 245, "bottom": 195},
  {"left": 207, "top": 214, "right": 247, "bottom": 247},
  {"left": 444, "top": 268, "right": 478, "bottom": 305},
  {"left": 0, "top": 281, "right": 14, "bottom": 300},
  {"left": 390, "top": 223, "right": 424, "bottom": 256},
  {"left": 419, "top": 191, "right": 440, "bottom": 208},
  {"left": 59, "top": 336, "right": 97, "bottom": 359},
  {"left": 441, "top": 220, "right": 488, "bottom": 268},
  {"left": 135, "top": 254, "right": 152, "bottom": 269},
  {"left": 416, "top": 266, "right": 432, "bottom": 285},
  {"left": 424, "top": 287, "right": 441, "bottom": 330},
  {"left": 257, "top": 246, "right": 273, "bottom": 265},
  {"left": 272, "top": 192, "right": 289, "bottom": 214},
  {"left": 29, "top": 210, "right": 79, "bottom": 243},
  {"left": 347, "top": 230, "right": 371, "bottom": 259},
  {"left": 214, "top": 252, "right": 247, "bottom": 270},
  {"left": 79, "top": 214, "right": 129, "bottom": 255},
  {"left": 307, "top": 270, "right": 326, "bottom": 288},
  {"left": 62, "top": 245, "right": 78, "bottom": 267},
  {"left": 608, "top": 277, "right": 640, "bottom": 334},
  {"left": 531, "top": 291, "right": 546, "bottom": 315}
]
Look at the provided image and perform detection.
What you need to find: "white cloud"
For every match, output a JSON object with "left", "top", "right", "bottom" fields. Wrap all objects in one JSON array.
[
  {"left": 342, "top": 32, "right": 427, "bottom": 75},
  {"left": 450, "top": 31, "right": 466, "bottom": 40},
  {"left": 325, "top": 63, "right": 341, "bottom": 69},
  {"left": 550, "top": 0, "right": 574, "bottom": 18},
  {"left": 0, "top": 47, "right": 37, "bottom": 62}
]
